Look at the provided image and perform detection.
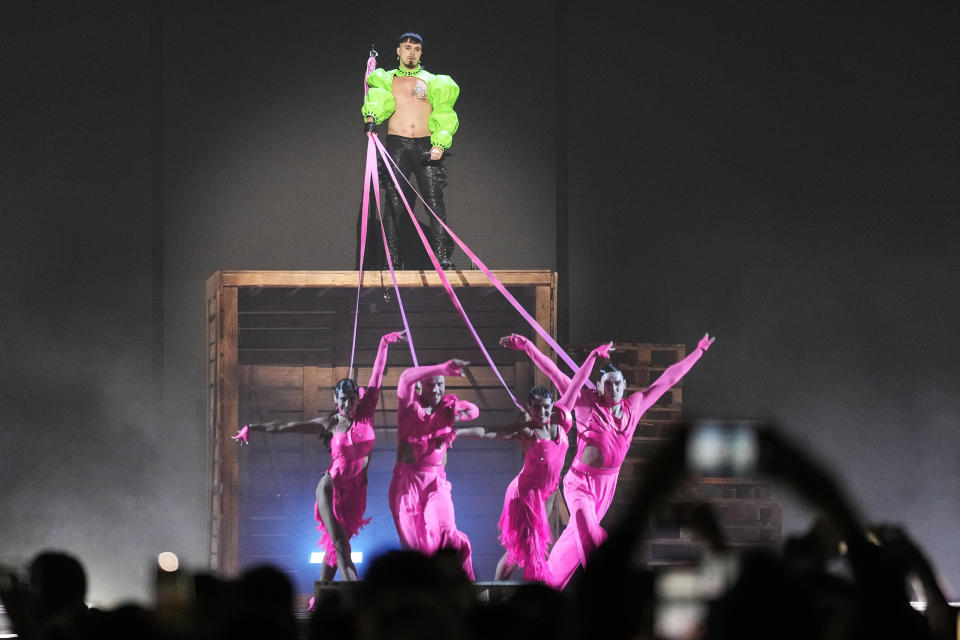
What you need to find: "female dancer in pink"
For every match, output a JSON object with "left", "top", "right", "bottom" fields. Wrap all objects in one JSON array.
[
  {"left": 500, "top": 332, "right": 715, "bottom": 589},
  {"left": 233, "top": 330, "right": 406, "bottom": 581},
  {"left": 388, "top": 358, "right": 484, "bottom": 580},
  {"left": 495, "top": 342, "right": 612, "bottom": 583}
]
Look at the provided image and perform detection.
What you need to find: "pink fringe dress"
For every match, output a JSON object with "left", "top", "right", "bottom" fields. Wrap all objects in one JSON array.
[
  {"left": 313, "top": 386, "right": 377, "bottom": 567},
  {"left": 498, "top": 407, "right": 573, "bottom": 582}
]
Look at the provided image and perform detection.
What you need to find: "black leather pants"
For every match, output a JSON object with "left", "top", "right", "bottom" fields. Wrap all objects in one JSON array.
[{"left": 379, "top": 135, "right": 452, "bottom": 267}]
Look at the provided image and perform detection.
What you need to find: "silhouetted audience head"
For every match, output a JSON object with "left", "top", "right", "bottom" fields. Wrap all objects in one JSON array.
[{"left": 29, "top": 550, "right": 87, "bottom": 620}]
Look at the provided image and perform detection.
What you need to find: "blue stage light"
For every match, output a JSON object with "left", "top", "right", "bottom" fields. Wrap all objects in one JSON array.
[{"left": 309, "top": 551, "right": 363, "bottom": 564}]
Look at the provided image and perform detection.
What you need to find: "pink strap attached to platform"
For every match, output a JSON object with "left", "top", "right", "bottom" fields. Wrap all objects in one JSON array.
[
  {"left": 352, "top": 136, "right": 421, "bottom": 375},
  {"left": 348, "top": 137, "right": 374, "bottom": 376},
  {"left": 373, "top": 135, "right": 522, "bottom": 411},
  {"left": 372, "top": 139, "right": 593, "bottom": 390}
]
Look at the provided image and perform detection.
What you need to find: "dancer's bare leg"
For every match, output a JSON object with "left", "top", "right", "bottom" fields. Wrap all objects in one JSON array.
[
  {"left": 494, "top": 552, "right": 515, "bottom": 581},
  {"left": 319, "top": 562, "right": 337, "bottom": 581},
  {"left": 315, "top": 473, "right": 359, "bottom": 581}
]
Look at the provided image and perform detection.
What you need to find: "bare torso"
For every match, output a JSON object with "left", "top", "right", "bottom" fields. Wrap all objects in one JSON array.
[
  {"left": 578, "top": 401, "right": 622, "bottom": 467},
  {"left": 395, "top": 405, "right": 449, "bottom": 465},
  {"left": 388, "top": 75, "right": 433, "bottom": 138}
]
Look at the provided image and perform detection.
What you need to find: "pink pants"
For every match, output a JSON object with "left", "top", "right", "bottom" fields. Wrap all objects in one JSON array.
[
  {"left": 388, "top": 461, "right": 475, "bottom": 580},
  {"left": 545, "top": 461, "right": 620, "bottom": 589}
]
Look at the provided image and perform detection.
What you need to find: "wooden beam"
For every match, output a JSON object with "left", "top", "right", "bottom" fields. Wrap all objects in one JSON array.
[
  {"left": 218, "top": 286, "right": 239, "bottom": 576},
  {"left": 218, "top": 270, "right": 554, "bottom": 288},
  {"left": 534, "top": 283, "right": 553, "bottom": 387}
]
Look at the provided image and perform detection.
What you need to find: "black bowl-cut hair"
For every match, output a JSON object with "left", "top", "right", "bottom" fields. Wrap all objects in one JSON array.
[{"left": 398, "top": 32, "right": 423, "bottom": 45}]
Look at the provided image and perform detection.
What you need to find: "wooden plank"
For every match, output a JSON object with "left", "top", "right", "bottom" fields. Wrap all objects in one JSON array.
[
  {"left": 238, "top": 366, "right": 520, "bottom": 391},
  {"left": 205, "top": 271, "right": 221, "bottom": 302},
  {"left": 302, "top": 366, "right": 323, "bottom": 421},
  {"left": 237, "top": 294, "right": 520, "bottom": 314},
  {"left": 220, "top": 270, "right": 554, "bottom": 288},
  {"left": 206, "top": 286, "right": 221, "bottom": 571},
  {"left": 240, "top": 314, "right": 336, "bottom": 329},
  {"left": 353, "top": 310, "right": 518, "bottom": 329},
  {"left": 534, "top": 284, "right": 553, "bottom": 387},
  {"left": 219, "top": 286, "right": 240, "bottom": 576},
  {"left": 239, "top": 329, "right": 334, "bottom": 351}
]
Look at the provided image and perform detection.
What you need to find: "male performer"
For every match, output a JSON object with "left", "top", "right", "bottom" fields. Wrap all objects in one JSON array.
[
  {"left": 388, "top": 359, "right": 478, "bottom": 579},
  {"left": 362, "top": 32, "right": 460, "bottom": 269}
]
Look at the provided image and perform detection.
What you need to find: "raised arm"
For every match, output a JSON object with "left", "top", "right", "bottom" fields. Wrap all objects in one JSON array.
[
  {"left": 367, "top": 330, "right": 406, "bottom": 390},
  {"left": 500, "top": 334, "right": 573, "bottom": 393},
  {"left": 397, "top": 359, "right": 468, "bottom": 409},
  {"left": 626, "top": 334, "right": 714, "bottom": 414},
  {"left": 556, "top": 342, "right": 612, "bottom": 411}
]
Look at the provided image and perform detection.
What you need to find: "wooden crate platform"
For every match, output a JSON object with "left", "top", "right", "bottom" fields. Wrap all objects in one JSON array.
[{"left": 207, "top": 270, "right": 557, "bottom": 584}]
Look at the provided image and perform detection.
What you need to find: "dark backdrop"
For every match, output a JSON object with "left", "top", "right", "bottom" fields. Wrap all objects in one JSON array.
[{"left": 1, "top": 1, "right": 957, "bottom": 603}]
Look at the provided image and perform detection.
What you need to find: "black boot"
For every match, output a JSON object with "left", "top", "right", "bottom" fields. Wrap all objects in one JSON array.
[
  {"left": 436, "top": 245, "right": 455, "bottom": 270},
  {"left": 384, "top": 240, "right": 402, "bottom": 270}
]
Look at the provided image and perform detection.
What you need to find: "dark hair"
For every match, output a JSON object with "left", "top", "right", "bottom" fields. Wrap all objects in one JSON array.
[
  {"left": 29, "top": 551, "right": 87, "bottom": 616},
  {"left": 397, "top": 32, "right": 423, "bottom": 45},
  {"left": 528, "top": 386, "right": 554, "bottom": 403},
  {"left": 598, "top": 362, "right": 622, "bottom": 376},
  {"left": 333, "top": 378, "right": 359, "bottom": 395}
]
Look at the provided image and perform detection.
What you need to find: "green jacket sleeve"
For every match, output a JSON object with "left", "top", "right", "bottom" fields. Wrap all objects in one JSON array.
[
  {"left": 427, "top": 74, "right": 460, "bottom": 150},
  {"left": 362, "top": 69, "right": 396, "bottom": 125}
]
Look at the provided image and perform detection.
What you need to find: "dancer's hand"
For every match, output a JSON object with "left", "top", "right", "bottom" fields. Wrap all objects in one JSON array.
[
  {"left": 385, "top": 330, "right": 407, "bottom": 344},
  {"left": 596, "top": 341, "right": 615, "bottom": 359},
  {"left": 449, "top": 359, "right": 470, "bottom": 377},
  {"left": 697, "top": 334, "right": 716, "bottom": 351},
  {"left": 429, "top": 146, "right": 443, "bottom": 161},
  {"left": 499, "top": 334, "right": 529, "bottom": 350},
  {"left": 232, "top": 425, "right": 250, "bottom": 446}
]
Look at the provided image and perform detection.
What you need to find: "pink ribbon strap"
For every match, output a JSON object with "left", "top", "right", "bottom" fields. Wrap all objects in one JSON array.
[
  {"left": 373, "top": 135, "right": 522, "bottom": 411},
  {"left": 348, "top": 137, "right": 375, "bottom": 376},
  {"left": 373, "top": 138, "right": 593, "bottom": 390},
  {"left": 362, "top": 133, "right": 420, "bottom": 370},
  {"left": 363, "top": 53, "right": 376, "bottom": 98}
]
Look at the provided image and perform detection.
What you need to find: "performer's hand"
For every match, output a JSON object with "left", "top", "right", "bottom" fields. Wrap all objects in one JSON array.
[
  {"left": 449, "top": 358, "right": 470, "bottom": 377},
  {"left": 385, "top": 330, "right": 407, "bottom": 344},
  {"left": 596, "top": 341, "right": 615, "bottom": 359},
  {"left": 499, "top": 334, "right": 529, "bottom": 350},
  {"left": 698, "top": 333, "right": 716, "bottom": 351},
  {"left": 233, "top": 425, "right": 250, "bottom": 446},
  {"left": 429, "top": 146, "right": 443, "bottom": 161}
]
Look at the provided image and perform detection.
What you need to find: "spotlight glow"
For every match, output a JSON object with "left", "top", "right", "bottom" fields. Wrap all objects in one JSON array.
[
  {"left": 157, "top": 552, "right": 180, "bottom": 572},
  {"left": 309, "top": 551, "right": 362, "bottom": 564}
]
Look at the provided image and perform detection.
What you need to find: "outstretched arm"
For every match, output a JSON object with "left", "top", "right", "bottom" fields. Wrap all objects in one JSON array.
[
  {"left": 367, "top": 330, "right": 406, "bottom": 390},
  {"left": 454, "top": 426, "right": 495, "bottom": 439},
  {"left": 500, "top": 334, "right": 573, "bottom": 394},
  {"left": 396, "top": 359, "right": 468, "bottom": 409},
  {"left": 557, "top": 342, "right": 612, "bottom": 411},
  {"left": 627, "top": 334, "right": 715, "bottom": 414},
  {"left": 233, "top": 415, "right": 331, "bottom": 444},
  {"left": 455, "top": 420, "right": 529, "bottom": 440}
]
